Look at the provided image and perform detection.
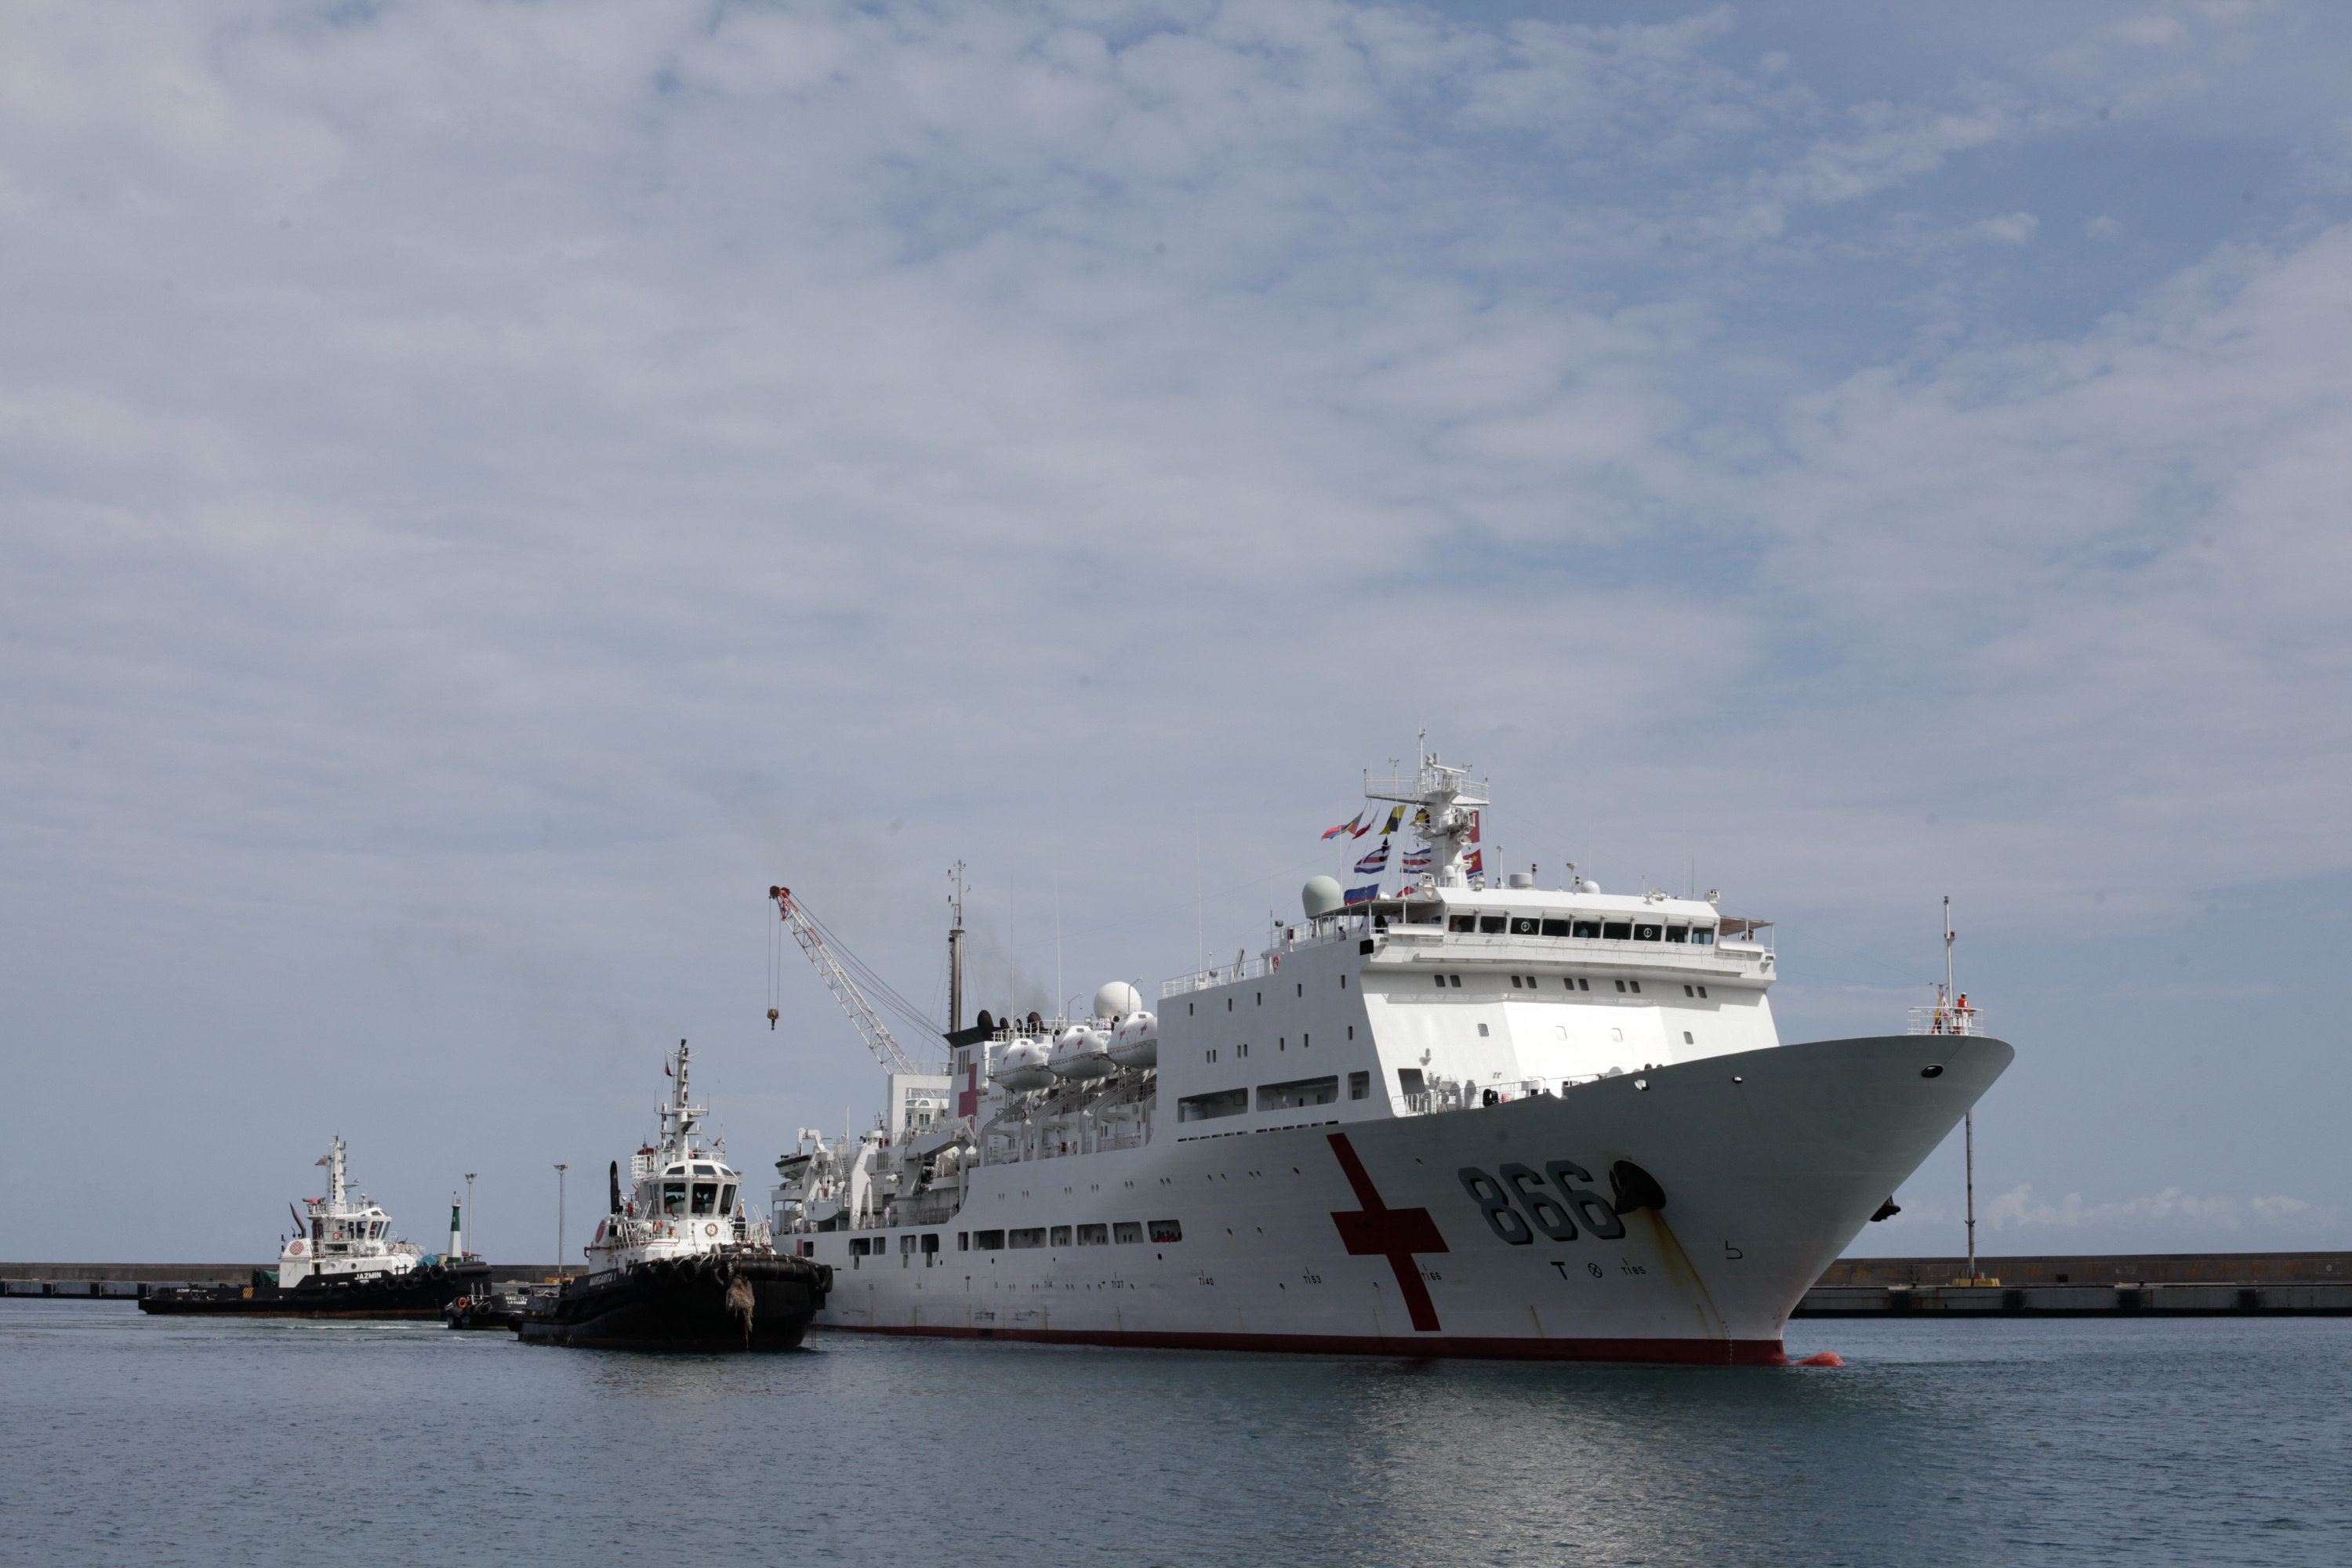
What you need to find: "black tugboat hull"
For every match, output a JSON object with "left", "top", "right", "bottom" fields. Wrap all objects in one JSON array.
[
  {"left": 140, "top": 1262, "right": 493, "bottom": 1319},
  {"left": 518, "top": 1254, "right": 829, "bottom": 1351}
]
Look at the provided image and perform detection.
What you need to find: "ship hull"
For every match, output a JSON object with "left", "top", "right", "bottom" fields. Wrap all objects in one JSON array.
[
  {"left": 517, "top": 1254, "right": 832, "bottom": 1352},
  {"left": 805, "top": 1033, "right": 2008, "bottom": 1363},
  {"left": 140, "top": 1261, "right": 492, "bottom": 1319}
]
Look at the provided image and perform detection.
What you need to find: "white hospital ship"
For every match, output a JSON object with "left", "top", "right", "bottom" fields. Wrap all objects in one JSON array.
[{"left": 768, "top": 746, "right": 2009, "bottom": 1364}]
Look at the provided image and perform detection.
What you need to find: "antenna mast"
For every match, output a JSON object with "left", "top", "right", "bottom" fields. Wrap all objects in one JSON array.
[
  {"left": 947, "top": 862, "right": 967, "bottom": 1033},
  {"left": 1949, "top": 895, "right": 1976, "bottom": 1285}
]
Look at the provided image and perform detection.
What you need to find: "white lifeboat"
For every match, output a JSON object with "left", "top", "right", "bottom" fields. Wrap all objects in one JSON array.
[
  {"left": 1051, "top": 1025, "right": 1116, "bottom": 1081},
  {"left": 994, "top": 1036, "right": 1057, "bottom": 1091},
  {"left": 1108, "top": 1010, "right": 1159, "bottom": 1069}
]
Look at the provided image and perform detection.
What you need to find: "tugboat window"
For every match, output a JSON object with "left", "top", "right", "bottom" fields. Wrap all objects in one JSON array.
[
  {"left": 718, "top": 1185, "right": 737, "bottom": 1212},
  {"left": 661, "top": 1182, "right": 687, "bottom": 1214},
  {"left": 693, "top": 1164, "right": 717, "bottom": 1177},
  {"left": 691, "top": 1182, "right": 719, "bottom": 1214}
]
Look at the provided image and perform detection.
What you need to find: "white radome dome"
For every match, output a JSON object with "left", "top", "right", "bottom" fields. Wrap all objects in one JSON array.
[{"left": 1094, "top": 980, "right": 1142, "bottom": 1020}]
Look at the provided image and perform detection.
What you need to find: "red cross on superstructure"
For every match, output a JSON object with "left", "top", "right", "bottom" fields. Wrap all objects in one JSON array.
[{"left": 1325, "top": 1132, "right": 1449, "bottom": 1332}]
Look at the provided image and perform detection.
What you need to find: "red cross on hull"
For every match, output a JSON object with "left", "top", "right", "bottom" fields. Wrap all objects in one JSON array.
[{"left": 1325, "top": 1132, "right": 1449, "bottom": 1331}]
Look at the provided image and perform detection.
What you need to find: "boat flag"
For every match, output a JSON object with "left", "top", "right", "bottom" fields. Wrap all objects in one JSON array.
[
  {"left": 1465, "top": 848, "right": 1483, "bottom": 875},
  {"left": 1467, "top": 811, "right": 1481, "bottom": 844},
  {"left": 1354, "top": 840, "right": 1391, "bottom": 875},
  {"left": 1321, "top": 811, "right": 1365, "bottom": 840},
  {"left": 314, "top": 1156, "right": 331, "bottom": 1166},
  {"left": 1379, "top": 804, "right": 1405, "bottom": 836},
  {"left": 1343, "top": 883, "right": 1381, "bottom": 904},
  {"left": 1401, "top": 845, "right": 1432, "bottom": 871}
]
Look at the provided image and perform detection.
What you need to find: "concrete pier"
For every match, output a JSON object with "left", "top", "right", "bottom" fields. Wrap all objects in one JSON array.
[{"left": 1796, "top": 1250, "right": 2352, "bottom": 1317}]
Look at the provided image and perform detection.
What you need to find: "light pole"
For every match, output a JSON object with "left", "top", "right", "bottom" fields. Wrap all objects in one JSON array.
[
  {"left": 554, "top": 1163, "right": 568, "bottom": 1283},
  {"left": 463, "top": 1172, "right": 476, "bottom": 1259}
]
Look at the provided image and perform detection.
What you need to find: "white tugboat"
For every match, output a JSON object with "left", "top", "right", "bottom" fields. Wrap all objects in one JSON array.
[
  {"left": 517, "top": 1040, "right": 831, "bottom": 1351},
  {"left": 764, "top": 740, "right": 2014, "bottom": 1364},
  {"left": 143, "top": 1138, "right": 488, "bottom": 1318}
]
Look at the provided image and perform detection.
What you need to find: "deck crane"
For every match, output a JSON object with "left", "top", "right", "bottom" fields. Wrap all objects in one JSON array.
[{"left": 768, "top": 886, "right": 920, "bottom": 1076}]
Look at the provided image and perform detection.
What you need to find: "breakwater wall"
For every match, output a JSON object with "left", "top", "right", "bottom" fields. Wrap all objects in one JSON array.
[
  {"left": 2, "top": 1262, "right": 576, "bottom": 1295},
  {"left": 1798, "top": 1250, "right": 2352, "bottom": 1318}
]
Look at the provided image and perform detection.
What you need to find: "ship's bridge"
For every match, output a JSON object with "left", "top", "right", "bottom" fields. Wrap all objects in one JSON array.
[{"left": 1365, "top": 885, "right": 1764, "bottom": 960}]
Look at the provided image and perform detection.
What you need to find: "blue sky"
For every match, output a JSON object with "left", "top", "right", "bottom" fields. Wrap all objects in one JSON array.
[{"left": 3, "top": 0, "right": 2348, "bottom": 1263}]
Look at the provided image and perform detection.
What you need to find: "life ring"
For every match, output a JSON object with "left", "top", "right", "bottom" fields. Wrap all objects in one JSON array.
[{"left": 704, "top": 1223, "right": 719, "bottom": 1237}]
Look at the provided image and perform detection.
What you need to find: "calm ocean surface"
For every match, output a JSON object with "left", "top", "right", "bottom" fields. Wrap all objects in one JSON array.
[{"left": 5, "top": 1302, "right": 2347, "bottom": 1567}]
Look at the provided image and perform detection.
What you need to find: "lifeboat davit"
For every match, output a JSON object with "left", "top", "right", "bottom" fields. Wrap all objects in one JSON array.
[
  {"left": 1051, "top": 1026, "right": 1116, "bottom": 1080},
  {"left": 993, "top": 1036, "right": 1057, "bottom": 1091},
  {"left": 1108, "top": 1011, "right": 1158, "bottom": 1070}
]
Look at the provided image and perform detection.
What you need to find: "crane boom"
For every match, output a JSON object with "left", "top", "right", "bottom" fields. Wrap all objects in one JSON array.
[{"left": 768, "top": 886, "right": 920, "bottom": 1076}]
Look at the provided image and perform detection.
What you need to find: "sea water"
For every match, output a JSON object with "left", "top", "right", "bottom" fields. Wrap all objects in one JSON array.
[{"left": 3, "top": 1302, "right": 2346, "bottom": 1566}]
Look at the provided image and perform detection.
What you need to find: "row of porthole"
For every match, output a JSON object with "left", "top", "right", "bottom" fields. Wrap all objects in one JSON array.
[
  {"left": 1450, "top": 974, "right": 1707, "bottom": 999},
  {"left": 1188, "top": 975, "right": 1354, "bottom": 1018},
  {"left": 1206, "top": 1025, "right": 1356, "bottom": 1064}
]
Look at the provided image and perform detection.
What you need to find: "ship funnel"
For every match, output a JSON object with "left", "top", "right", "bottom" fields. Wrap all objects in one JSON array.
[{"left": 1301, "top": 876, "right": 1343, "bottom": 918}]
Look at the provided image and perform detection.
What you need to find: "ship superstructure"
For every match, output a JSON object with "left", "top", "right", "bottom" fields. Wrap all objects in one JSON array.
[
  {"left": 279, "top": 1138, "right": 425, "bottom": 1287},
  {"left": 768, "top": 744, "right": 2011, "bottom": 1363}
]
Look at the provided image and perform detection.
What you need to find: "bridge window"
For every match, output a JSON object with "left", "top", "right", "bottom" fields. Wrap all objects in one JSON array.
[
  {"left": 1633, "top": 923, "right": 1663, "bottom": 942},
  {"left": 1076, "top": 1224, "right": 1109, "bottom": 1245},
  {"left": 691, "top": 1183, "right": 718, "bottom": 1215},
  {"left": 661, "top": 1183, "right": 687, "bottom": 1215},
  {"left": 1541, "top": 919, "right": 1570, "bottom": 936},
  {"left": 1479, "top": 916, "right": 1506, "bottom": 934},
  {"left": 719, "top": 1185, "right": 737, "bottom": 1212},
  {"left": 1602, "top": 922, "right": 1632, "bottom": 940},
  {"left": 1630, "top": 981, "right": 1642, "bottom": 993},
  {"left": 1449, "top": 914, "right": 1475, "bottom": 932},
  {"left": 1572, "top": 920, "right": 1599, "bottom": 938},
  {"left": 1509, "top": 916, "right": 1540, "bottom": 935},
  {"left": 1666, "top": 926, "right": 1690, "bottom": 943},
  {"left": 1113, "top": 1221, "right": 1144, "bottom": 1243},
  {"left": 1692, "top": 927, "right": 1715, "bottom": 946},
  {"left": 693, "top": 1164, "right": 717, "bottom": 1177},
  {"left": 1149, "top": 1220, "right": 1183, "bottom": 1243}
]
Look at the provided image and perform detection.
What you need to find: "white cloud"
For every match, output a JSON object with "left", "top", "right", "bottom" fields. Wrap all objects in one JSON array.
[{"left": 1975, "top": 210, "right": 2041, "bottom": 242}]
